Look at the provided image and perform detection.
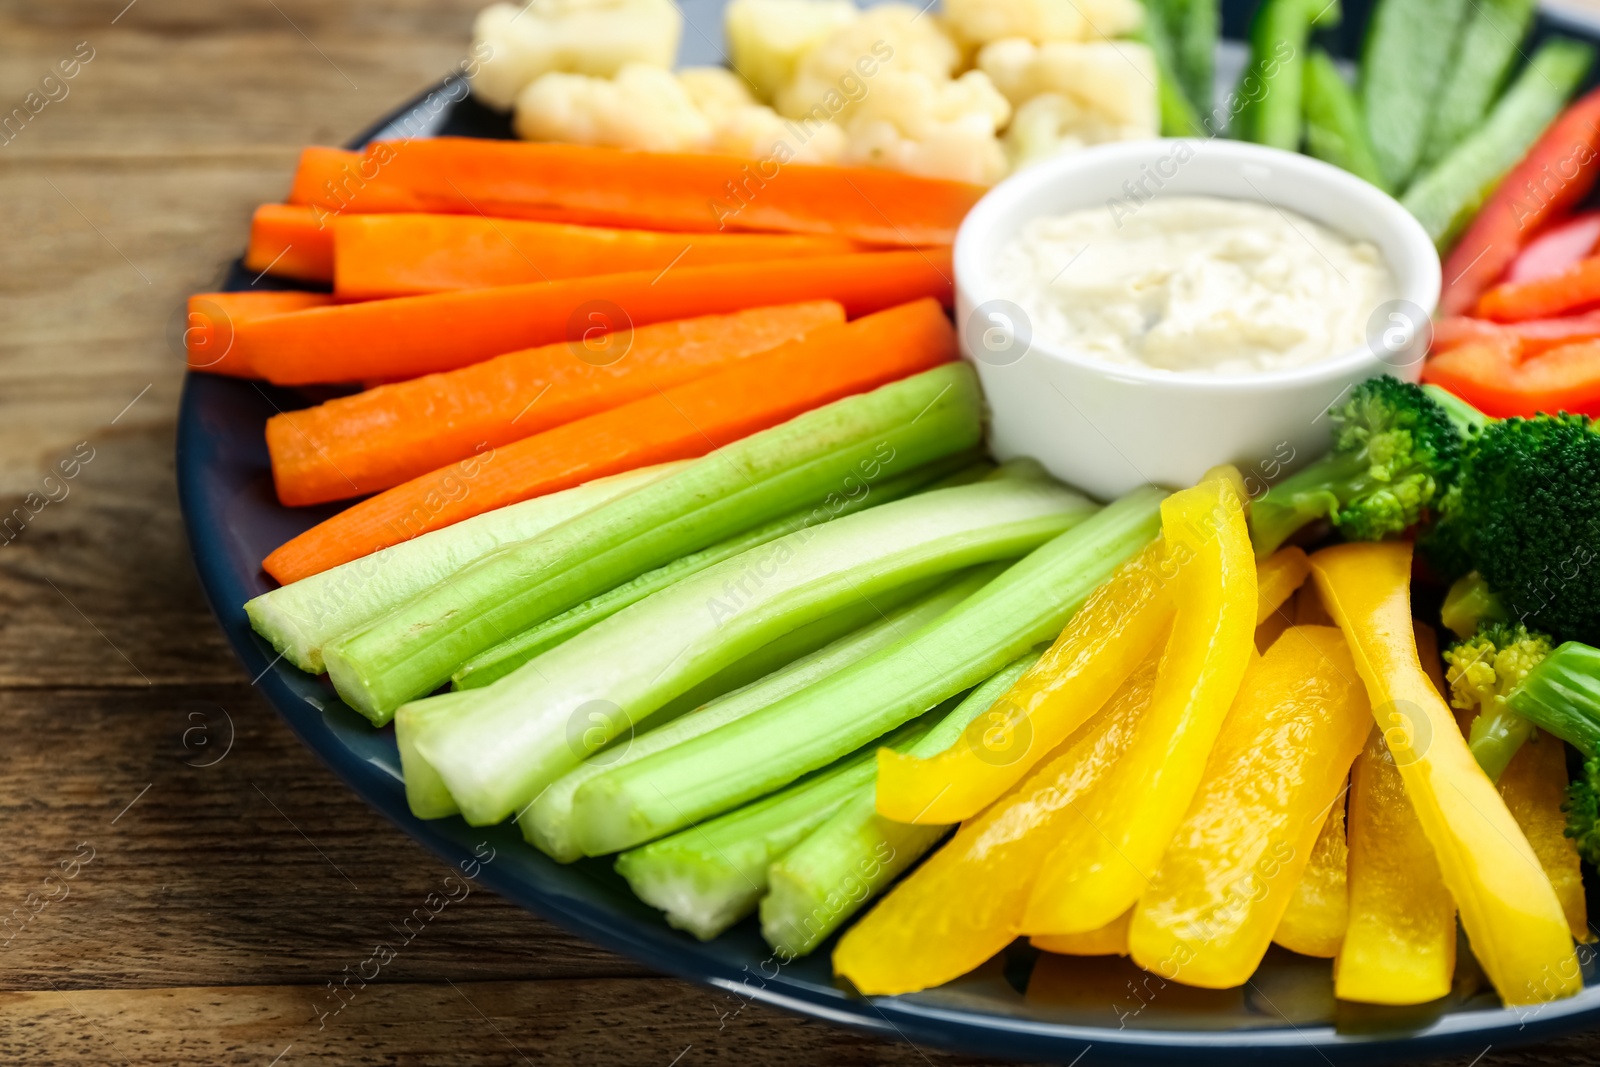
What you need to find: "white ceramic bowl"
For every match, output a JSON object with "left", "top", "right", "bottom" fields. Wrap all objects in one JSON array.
[{"left": 953, "top": 138, "right": 1442, "bottom": 501}]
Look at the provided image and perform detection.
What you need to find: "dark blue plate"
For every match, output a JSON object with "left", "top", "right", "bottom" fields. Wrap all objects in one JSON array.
[{"left": 177, "top": 3, "right": 1600, "bottom": 1058}]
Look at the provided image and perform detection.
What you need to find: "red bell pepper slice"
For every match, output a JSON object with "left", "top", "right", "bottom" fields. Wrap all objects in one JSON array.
[
  {"left": 1422, "top": 339, "right": 1600, "bottom": 417},
  {"left": 1478, "top": 254, "right": 1600, "bottom": 321},
  {"left": 1507, "top": 211, "right": 1600, "bottom": 283},
  {"left": 1438, "top": 87, "right": 1600, "bottom": 317},
  {"left": 1433, "top": 310, "right": 1600, "bottom": 358}
]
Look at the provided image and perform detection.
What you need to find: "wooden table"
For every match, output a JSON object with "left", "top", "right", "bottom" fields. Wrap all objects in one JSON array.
[{"left": 0, "top": 2, "right": 1592, "bottom": 1063}]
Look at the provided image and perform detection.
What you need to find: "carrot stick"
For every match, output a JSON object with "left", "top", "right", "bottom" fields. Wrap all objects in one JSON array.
[
  {"left": 185, "top": 290, "right": 338, "bottom": 377},
  {"left": 1477, "top": 255, "right": 1600, "bottom": 322},
  {"left": 261, "top": 298, "right": 957, "bottom": 583},
  {"left": 286, "top": 138, "right": 983, "bottom": 246},
  {"left": 239, "top": 249, "right": 953, "bottom": 385},
  {"left": 332, "top": 214, "right": 863, "bottom": 300},
  {"left": 244, "top": 205, "right": 336, "bottom": 283},
  {"left": 267, "top": 300, "right": 845, "bottom": 506},
  {"left": 287, "top": 146, "right": 428, "bottom": 217}
]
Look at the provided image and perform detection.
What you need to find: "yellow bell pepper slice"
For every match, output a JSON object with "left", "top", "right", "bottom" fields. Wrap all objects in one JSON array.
[
  {"left": 1254, "top": 547, "right": 1310, "bottom": 652},
  {"left": 1256, "top": 547, "right": 1310, "bottom": 625},
  {"left": 1031, "top": 910, "right": 1132, "bottom": 957},
  {"left": 1500, "top": 731, "right": 1591, "bottom": 944},
  {"left": 1273, "top": 799, "right": 1349, "bottom": 958},
  {"left": 1021, "top": 478, "right": 1257, "bottom": 936},
  {"left": 1337, "top": 724, "right": 1458, "bottom": 1005},
  {"left": 1310, "top": 542, "right": 1580, "bottom": 1007},
  {"left": 832, "top": 648, "right": 1162, "bottom": 996},
  {"left": 874, "top": 539, "right": 1172, "bottom": 825},
  {"left": 1126, "top": 624, "right": 1371, "bottom": 988}
]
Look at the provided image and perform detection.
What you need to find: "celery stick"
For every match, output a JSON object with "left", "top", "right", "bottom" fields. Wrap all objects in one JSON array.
[
  {"left": 324, "top": 363, "right": 984, "bottom": 723},
  {"left": 760, "top": 651, "right": 1041, "bottom": 957},
  {"left": 925, "top": 458, "right": 997, "bottom": 489},
  {"left": 1303, "top": 50, "right": 1389, "bottom": 192},
  {"left": 1140, "top": 9, "right": 1206, "bottom": 136},
  {"left": 569, "top": 485, "right": 1165, "bottom": 856},
  {"left": 406, "top": 476, "right": 1096, "bottom": 825},
  {"left": 1420, "top": 0, "right": 1535, "bottom": 167},
  {"left": 1232, "top": 0, "right": 1340, "bottom": 149},
  {"left": 448, "top": 451, "right": 979, "bottom": 691},
  {"left": 396, "top": 691, "right": 477, "bottom": 819},
  {"left": 615, "top": 716, "right": 934, "bottom": 940},
  {"left": 245, "top": 463, "right": 684, "bottom": 674},
  {"left": 521, "top": 566, "right": 1004, "bottom": 861},
  {"left": 639, "top": 576, "right": 940, "bottom": 728},
  {"left": 1177, "top": 0, "right": 1218, "bottom": 118},
  {"left": 1402, "top": 40, "right": 1594, "bottom": 247},
  {"left": 1360, "top": 0, "right": 1471, "bottom": 189}
]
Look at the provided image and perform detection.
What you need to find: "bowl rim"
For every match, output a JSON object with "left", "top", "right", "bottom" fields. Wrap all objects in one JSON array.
[{"left": 952, "top": 137, "right": 1443, "bottom": 393}]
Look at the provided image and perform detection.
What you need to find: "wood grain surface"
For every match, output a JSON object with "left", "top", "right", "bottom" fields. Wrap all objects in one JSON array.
[{"left": 0, "top": 1, "right": 1594, "bottom": 1064}]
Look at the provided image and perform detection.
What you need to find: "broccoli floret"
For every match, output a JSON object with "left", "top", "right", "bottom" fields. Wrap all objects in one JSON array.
[
  {"left": 1564, "top": 757, "right": 1600, "bottom": 867},
  {"left": 1439, "top": 571, "right": 1506, "bottom": 639},
  {"left": 1250, "top": 376, "right": 1470, "bottom": 558},
  {"left": 1443, "top": 413, "right": 1600, "bottom": 644},
  {"left": 1444, "top": 623, "right": 1554, "bottom": 781}
]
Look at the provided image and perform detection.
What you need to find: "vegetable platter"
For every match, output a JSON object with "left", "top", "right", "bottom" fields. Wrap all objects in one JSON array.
[{"left": 177, "top": 0, "right": 1600, "bottom": 1060}]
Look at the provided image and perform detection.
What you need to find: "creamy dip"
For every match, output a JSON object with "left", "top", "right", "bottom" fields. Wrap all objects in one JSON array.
[{"left": 992, "top": 196, "right": 1397, "bottom": 375}]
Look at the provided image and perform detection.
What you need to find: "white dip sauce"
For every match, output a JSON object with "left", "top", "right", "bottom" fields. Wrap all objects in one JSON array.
[{"left": 992, "top": 196, "right": 1397, "bottom": 375}]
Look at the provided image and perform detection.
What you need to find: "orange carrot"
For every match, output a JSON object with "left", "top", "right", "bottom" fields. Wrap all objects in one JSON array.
[
  {"left": 1477, "top": 255, "right": 1600, "bottom": 322},
  {"left": 287, "top": 147, "right": 428, "bottom": 217},
  {"left": 331, "top": 214, "right": 863, "bottom": 299},
  {"left": 244, "top": 205, "right": 336, "bottom": 283},
  {"left": 185, "top": 290, "right": 338, "bottom": 377},
  {"left": 286, "top": 138, "right": 983, "bottom": 246},
  {"left": 261, "top": 298, "right": 957, "bottom": 583},
  {"left": 239, "top": 249, "right": 953, "bottom": 385},
  {"left": 267, "top": 300, "right": 845, "bottom": 506}
]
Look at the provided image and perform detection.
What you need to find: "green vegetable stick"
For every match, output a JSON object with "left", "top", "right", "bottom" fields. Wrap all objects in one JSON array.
[
  {"left": 1360, "top": 0, "right": 1471, "bottom": 188},
  {"left": 614, "top": 716, "right": 936, "bottom": 941},
  {"left": 1303, "top": 49, "right": 1389, "bottom": 191},
  {"left": 1420, "top": 0, "right": 1536, "bottom": 168},
  {"left": 244, "top": 462, "right": 684, "bottom": 674},
  {"left": 1140, "top": 7, "right": 1207, "bottom": 136},
  {"left": 449, "top": 450, "right": 981, "bottom": 691},
  {"left": 520, "top": 567, "right": 1003, "bottom": 861},
  {"left": 569, "top": 485, "right": 1164, "bottom": 856},
  {"left": 407, "top": 477, "right": 1097, "bottom": 826},
  {"left": 1402, "top": 39, "right": 1595, "bottom": 247},
  {"left": 1232, "top": 0, "right": 1341, "bottom": 149},
  {"left": 324, "top": 363, "right": 985, "bottom": 723},
  {"left": 1508, "top": 641, "right": 1600, "bottom": 758},
  {"left": 760, "top": 651, "right": 1041, "bottom": 958},
  {"left": 1178, "top": 0, "right": 1219, "bottom": 116},
  {"left": 636, "top": 575, "right": 944, "bottom": 731}
]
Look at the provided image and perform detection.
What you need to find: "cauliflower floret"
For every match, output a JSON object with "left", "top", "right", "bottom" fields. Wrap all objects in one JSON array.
[
  {"left": 842, "top": 70, "right": 1011, "bottom": 184},
  {"left": 944, "top": 0, "right": 1142, "bottom": 46},
  {"left": 777, "top": 4, "right": 960, "bottom": 122},
  {"left": 513, "top": 65, "right": 715, "bottom": 152},
  {"left": 714, "top": 104, "right": 849, "bottom": 163},
  {"left": 978, "top": 38, "right": 1158, "bottom": 129},
  {"left": 471, "top": 0, "right": 683, "bottom": 112},
  {"left": 1002, "top": 92, "right": 1149, "bottom": 168},
  {"left": 678, "top": 66, "right": 759, "bottom": 125},
  {"left": 725, "top": 0, "right": 860, "bottom": 104},
  {"left": 682, "top": 67, "right": 846, "bottom": 163}
]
